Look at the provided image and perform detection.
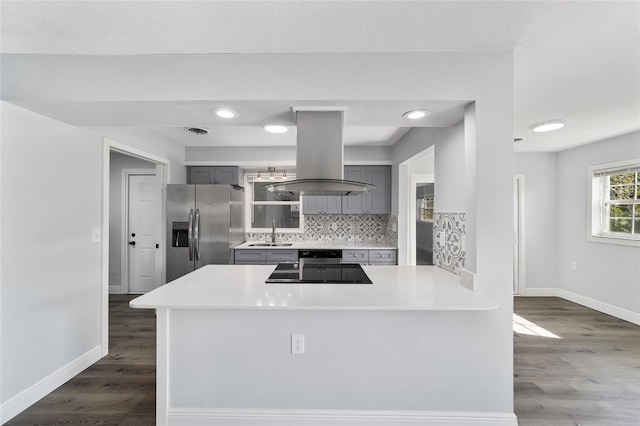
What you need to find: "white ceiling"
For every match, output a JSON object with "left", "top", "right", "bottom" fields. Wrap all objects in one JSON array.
[{"left": 1, "top": 1, "right": 638, "bottom": 152}]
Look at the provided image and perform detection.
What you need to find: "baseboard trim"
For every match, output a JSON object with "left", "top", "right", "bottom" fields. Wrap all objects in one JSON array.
[
  {"left": 520, "top": 287, "right": 559, "bottom": 297},
  {"left": 168, "top": 408, "right": 518, "bottom": 426},
  {"left": 521, "top": 288, "right": 640, "bottom": 326},
  {"left": 0, "top": 345, "right": 102, "bottom": 423},
  {"left": 109, "top": 285, "right": 124, "bottom": 294}
]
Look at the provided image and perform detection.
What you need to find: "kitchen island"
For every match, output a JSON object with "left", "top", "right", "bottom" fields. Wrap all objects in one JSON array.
[{"left": 130, "top": 265, "right": 514, "bottom": 426}]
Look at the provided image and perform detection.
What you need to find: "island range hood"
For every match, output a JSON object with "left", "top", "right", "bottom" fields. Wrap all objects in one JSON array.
[{"left": 264, "top": 108, "right": 375, "bottom": 196}]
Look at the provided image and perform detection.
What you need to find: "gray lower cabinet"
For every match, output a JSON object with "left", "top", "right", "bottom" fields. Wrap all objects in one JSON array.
[
  {"left": 266, "top": 249, "right": 298, "bottom": 264},
  {"left": 342, "top": 249, "right": 369, "bottom": 264},
  {"left": 342, "top": 166, "right": 391, "bottom": 214},
  {"left": 188, "top": 166, "right": 244, "bottom": 186},
  {"left": 234, "top": 249, "right": 266, "bottom": 264},
  {"left": 368, "top": 249, "right": 397, "bottom": 265},
  {"left": 342, "top": 249, "right": 397, "bottom": 265},
  {"left": 234, "top": 249, "right": 298, "bottom": 265},
  {"left": 235, "top": 248, "right": 395, "bottom": 265}
]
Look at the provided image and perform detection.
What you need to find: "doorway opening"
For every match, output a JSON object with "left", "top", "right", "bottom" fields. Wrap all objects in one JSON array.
[
  {"left": 101, "top": 138, "right": 169, "bottom": 356},
  {"left": 416, "top": 182, "right": 435, "bottom": 265},
  {"left": 109, "top": 154, "right": 158, "bottom": 294},
  {"left": 398, "top": 146, "right": 435, "bottom": 265}
]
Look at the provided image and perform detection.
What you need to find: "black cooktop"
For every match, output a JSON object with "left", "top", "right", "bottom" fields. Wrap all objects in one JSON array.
[{"left": 266, "top": 263, "right": 372, "bottom": 284}]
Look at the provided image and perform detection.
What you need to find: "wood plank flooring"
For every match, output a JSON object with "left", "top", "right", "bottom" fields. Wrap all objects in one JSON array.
[
  {"left": 6, "top": 295, "right": 156, "bottom": 426},
  {"left": 514, "top": 297, "right": 640, "bottom": 426},
  {"left": 6, "top": 295, "right": 640, "bottom": 425}
]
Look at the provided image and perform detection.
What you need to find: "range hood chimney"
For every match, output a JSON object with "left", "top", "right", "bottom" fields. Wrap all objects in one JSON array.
[{"left": 265, "top": 108, "right": 375, "bottom": 196}]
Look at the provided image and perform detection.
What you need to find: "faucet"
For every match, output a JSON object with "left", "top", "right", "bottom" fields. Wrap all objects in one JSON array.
[{"left": 271, "top": 219, "right": 277, "bottom": 243}]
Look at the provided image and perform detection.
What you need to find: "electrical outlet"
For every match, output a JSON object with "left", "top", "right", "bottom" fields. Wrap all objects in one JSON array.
[
  {"left": 291, "top": 334, "right": 305, "bottom": 354},
  {"left": 570, "top": 261, "right": 577, "bottom": 271}
]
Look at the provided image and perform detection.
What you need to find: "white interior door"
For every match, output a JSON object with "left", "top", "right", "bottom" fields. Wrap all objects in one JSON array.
[{"left": 128, "top": 174, "right": 158, "bottom": 293}]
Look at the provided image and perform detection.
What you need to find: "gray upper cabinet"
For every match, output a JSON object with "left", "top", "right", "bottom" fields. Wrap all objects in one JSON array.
[
  {"left": 342, "top": 165, "right": 391, "bottom": 214},
  {"left": 302, "top": 195, "right": 342, "bottom": 214},
  {"left": 188, "top": 166, "right": 244, "bottom": 186}
]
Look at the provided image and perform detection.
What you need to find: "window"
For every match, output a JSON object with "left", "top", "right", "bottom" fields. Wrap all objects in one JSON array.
[
  {"left": 589, "top": 159, "right": 640, "bottom": 245},
  {"left": 416, "top": 183, "right": 434, "bottom": 222},
  {"left": 246, "top": 174, "right": 302, "bottom": 232},
  {"left": 417, "top": 197, "right": 434, "bottom": 221}
]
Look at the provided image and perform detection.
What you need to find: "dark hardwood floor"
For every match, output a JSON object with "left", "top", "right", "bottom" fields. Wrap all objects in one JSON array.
[
  {"left": 6, "top": 295, "right": 156, "bottom": 426},
  {"left": 6, "top": 295, "right": 639, "bottom": 425},
  {"left": 514, "top": 297, "right": 640, "bottom": 426}
]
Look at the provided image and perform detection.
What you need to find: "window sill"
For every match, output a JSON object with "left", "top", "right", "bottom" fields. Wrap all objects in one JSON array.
[
  {"left": 250, "top": 228, "right": 305, "bottom": 234},
  {"left": 588, "top": 234, "right": 640, "bottom": 247}
]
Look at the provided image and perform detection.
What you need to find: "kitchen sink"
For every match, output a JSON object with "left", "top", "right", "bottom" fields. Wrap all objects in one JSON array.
[{"left": 248, "top": 243, "right": 293, "bottom": 247}]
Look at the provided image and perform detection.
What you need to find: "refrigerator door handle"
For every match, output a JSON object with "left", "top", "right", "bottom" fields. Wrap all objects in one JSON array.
[
  {"left": 188, "top": 208, "right": 194, "bottom": 261},
  {"left": 194, "top": 209, "right": 201, "bottom": 261}
]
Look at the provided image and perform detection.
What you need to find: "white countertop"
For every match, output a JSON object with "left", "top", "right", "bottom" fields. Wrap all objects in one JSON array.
[
  {"left": 130, "top": 265, "right": 499, "bottom": 311},
  {"left": 234, "top": 241, "right": 397, "bottom": 250}
]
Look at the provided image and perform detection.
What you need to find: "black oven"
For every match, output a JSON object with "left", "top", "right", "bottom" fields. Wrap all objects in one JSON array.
[{"left": 298, "top": 249, "right": 342, "bottom": 265}]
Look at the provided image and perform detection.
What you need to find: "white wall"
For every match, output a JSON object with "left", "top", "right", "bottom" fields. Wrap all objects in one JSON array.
[
  {"left": 434, "top": 121, "right": 465, "bottom": 213},
  {"left": 514, "top": 153, "right": 558, "bottom": 290},
  {"left": 109, "top": 152, "right": 156, "bottom": 293},
  {"left": 1, "top": 103, "right": 104, "bottom": 418},
  {"left": 0, "top": 104, "right": 186, "bottom": 422},
  {"left": 392, "top": 124, "right": 466, "bottom": 265},
  {"left": 94, "top": 127, "right": 186, "bottom": 185},
  {"left": 2, "top": 52, "right": 515, "bottom": 420},
  {"left": 556, "top": 131, "right": 640, "bottom": 317}
]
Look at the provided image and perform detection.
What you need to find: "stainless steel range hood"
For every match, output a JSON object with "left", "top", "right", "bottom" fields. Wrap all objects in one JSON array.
[{"left": 265, "top": 108, "right": 375, "bottom": 196}]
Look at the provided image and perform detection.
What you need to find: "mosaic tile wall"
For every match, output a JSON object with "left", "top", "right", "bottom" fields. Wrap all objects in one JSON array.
[
  {"left": 433, "top": 212, "right": 466, "bottom": 274},
  {"left": 246, "top": 214, "right": 398, "bottom": 246}
]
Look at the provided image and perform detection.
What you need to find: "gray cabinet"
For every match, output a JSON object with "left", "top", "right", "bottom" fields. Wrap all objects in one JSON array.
[
  {"left": 302, "top": 195, "right": 342, "bottom": 214},
  {"left": 234, "top": 249, "right": 267, "bottom": 264},
  {"left": 342, "top": 166, "right": 391, "bottom": 214},
  {"left": 188, "top": 166, "right": 244, "bottom": 186},
  {"left": 234, "top": 249, "right": 298, "bottom": 265},
  {"left": 342, "top": 249, "right": 369, "bottom": 264},
  {"left": 368, "top": 249, "right": 397, "bottom": 265},
  {"left": 342, "top": 248, "right": 397, "bottom": 265},
  {"left": 266, "top": 249, "right": 298, "bottom": 264}
]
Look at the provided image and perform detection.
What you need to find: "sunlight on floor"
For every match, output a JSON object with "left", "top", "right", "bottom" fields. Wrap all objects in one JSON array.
[{"left": 513, "top": 313, "right": 561, "bottom": 339}]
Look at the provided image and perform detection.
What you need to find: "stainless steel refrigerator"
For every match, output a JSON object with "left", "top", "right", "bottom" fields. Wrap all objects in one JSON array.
[{"left": 166, "top": 184, "right": 244, "bottom": 282}]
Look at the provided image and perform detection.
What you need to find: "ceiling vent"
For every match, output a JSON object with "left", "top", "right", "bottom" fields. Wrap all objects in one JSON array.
[{"left": 185, "top": 127, "right": 209, "bottom": 135}]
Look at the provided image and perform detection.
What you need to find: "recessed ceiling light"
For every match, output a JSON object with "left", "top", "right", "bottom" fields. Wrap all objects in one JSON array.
[
  {"left": 402, "top": 109, "right": 431, "bottom": 120},
  {"left": 264, "top": 125, "right": 288, "bottom": 134},
  {"left": 213, "top": 108, "right": 237, "bottom": 119},
  {"left": 532, "top": 120, "right": 566, "bottom": 133}
]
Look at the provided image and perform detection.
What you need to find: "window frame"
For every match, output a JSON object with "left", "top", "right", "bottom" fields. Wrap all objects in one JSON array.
[
  {"left": 588, "top": 158, "right": 640, "bottom": 247},
  {"left": 245, "top": 173, "right": 304, "bottom": 234}
]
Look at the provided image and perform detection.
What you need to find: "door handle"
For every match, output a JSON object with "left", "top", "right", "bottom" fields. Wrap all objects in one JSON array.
[
  {"left": 128, "top": 241, "right": 136, "bottom": 246},
  {"left": 188, "top": 209, "right": 194, "bottom": 261},
  {"left": 194, "top": 209, "right": 201, "bottom": 261}
]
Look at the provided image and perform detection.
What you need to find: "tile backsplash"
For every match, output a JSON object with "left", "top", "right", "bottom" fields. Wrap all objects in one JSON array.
[
  {"left": 246, "top": 214, "right": 398, "bottom": 246},
  {"left": 433, "top": 212, "right": 466, "bottom": 274}
]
